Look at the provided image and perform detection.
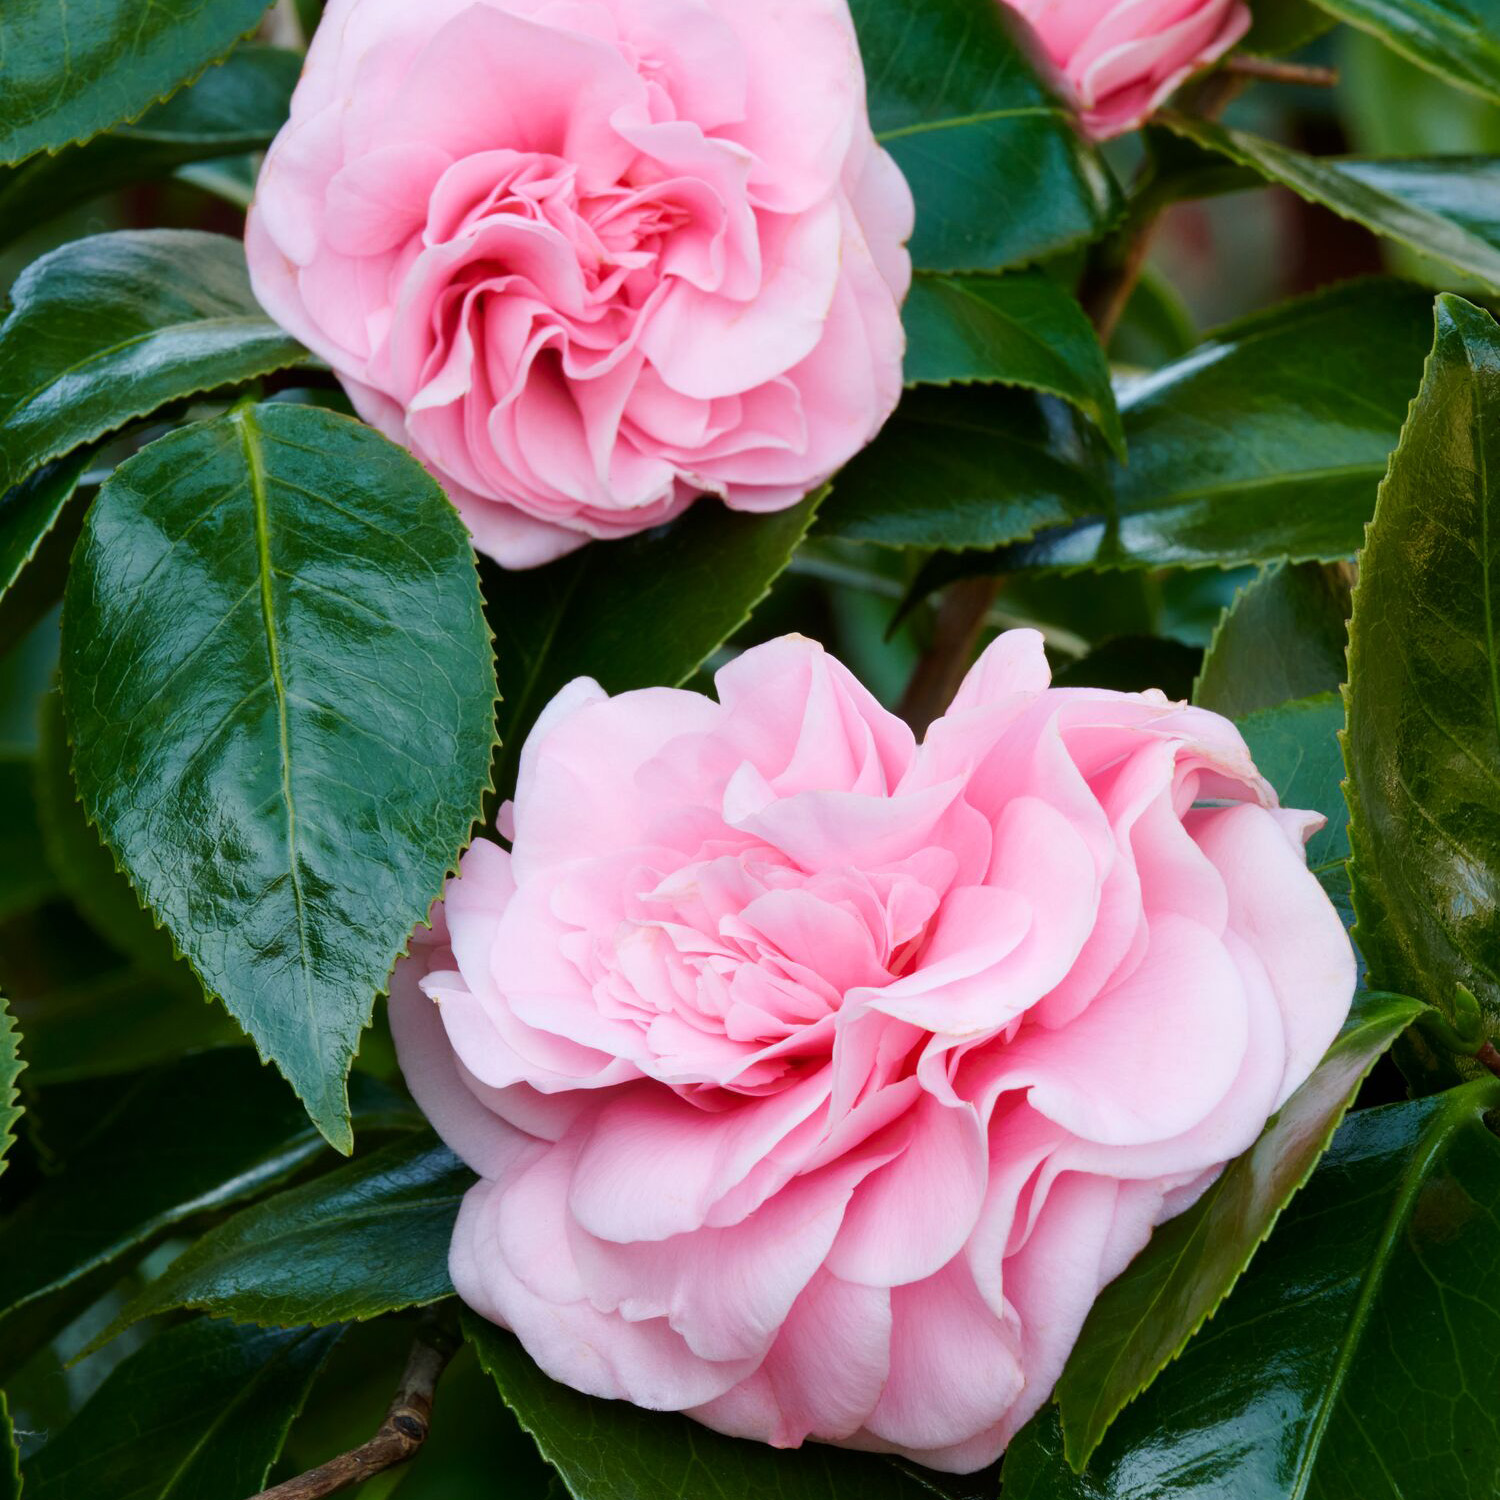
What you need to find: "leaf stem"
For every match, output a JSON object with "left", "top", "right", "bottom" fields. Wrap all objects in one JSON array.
[
  {"left": 248, "top": 1320, "right": 460, "bottom": 1500},
  {"left": 1224, "top": 56, "right": 1339, "bottom": 88},
  {"left": 896, "top": 576, "right": 1003, "bottom": 733}
]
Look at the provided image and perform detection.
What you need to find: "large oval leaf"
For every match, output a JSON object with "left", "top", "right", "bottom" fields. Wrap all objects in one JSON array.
[
  {"left": 1346, "top": 294, "right": 1500, "bottom": 1091},
  {"left": 0, "top": 231, "right": 307, "bottom": 496},
  {"left": 0, "top": 46, "right": 298, "bottom": 247},
  {"left": 851, "top": 0, "right": 1120, "bottom": 271},
  {"left": 1005, "top": 1078, "right": 1500, "bottom": 1497},
  {"left": 61, "top": 404, "right": 498, "bottom": 1150},
  {"left": 0, "top": 0, "right": 274, "bottom": 165},
  {"left": 1307, "top": 0, "right": 1500, "bottom": 106},
  {"left": 22, "top": 1318, "right": 342, "bottom": 1500}
]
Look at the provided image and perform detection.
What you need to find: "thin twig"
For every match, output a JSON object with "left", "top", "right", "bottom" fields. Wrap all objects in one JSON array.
[
  {"left": 250, "top": 1326, "right": 459, "bottom": 1500},
  {"left": 1225, "top": 56, "right": 1340, "bottom": 87},
  {"left": 896, "top": 576, "right": 1002, "bottom": 734},
  {"left": 1477, "top": 1040, "right": 1500, "bottom": 1081}
]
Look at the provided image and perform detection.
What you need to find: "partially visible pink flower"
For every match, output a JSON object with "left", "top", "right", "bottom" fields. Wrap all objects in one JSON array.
[
  {"left": 1003, "top": 0, "right": 1250, "bottom": 138},
  {"left": 246, "top": 0, "right": 913, "bottom": 569},
  {"left": 392, "top": 631, "right": 1354, "bottom": 1473}
]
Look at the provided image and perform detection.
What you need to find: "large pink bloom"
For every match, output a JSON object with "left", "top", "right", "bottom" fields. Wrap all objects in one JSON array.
[
  {"left": 392, "top": 631, "right": 1354, "bottom": 1472},
  {"left": 1003, "top": 0, "right": 1249, "bottom": 139},
  {"left": 246, "top": 0, "right": 912, "bottom": 568}
]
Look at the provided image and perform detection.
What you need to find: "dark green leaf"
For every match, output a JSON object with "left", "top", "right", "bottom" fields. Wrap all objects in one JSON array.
[
  {"left": 0, "top": 1051, "right": 414, "bottom": 1328},
  {"left": 0, "top": 231, "right": 307, "bottom": 497},
  {"left": 466, "top": 1314, "right": 976, "bottom": 1500},
  {"left": 0, "top": 0, "right": 274, "bottom": 165},
  {"left": 1194, "top": 562, "right": 1350, "bottom": 718},
  {"left": 1005, "top": 1078, "right": 1500, "bottom": 1497},
  {"left": 22, "top": 1317, "right": 341, "bottom": 1500},
  {"left": 0, "top": 455, "right": 90, "bottom": 625},
  {"left": 107, "top": 1134, "right": 469, "bottom": 1335},
  {"left": 1053, "top": 990, "right": 1422, "bottom": 1469},
  {"left": 1051, "top": 636, "right": 1202, "bottom": 699},
  {"left": 0, "top": 1393, "right": 17, "bottom": 1500},
  {"left": 1308, "top": 0, "right": 1500, "bottom": 105},
  {"left": 852, "top": 0, "right": 1120, "bottom": 271},
  {"left": 1243, "top": 0, "right": 1338, "bottom": 54},
  {"left": 34, "top": 691, "right": 184, "bottom": 982},
  {"left": 904, "top": 272, "right": 1123, "bottom": 456},
  {"left": 62, "top": 404, "right": 498, "bottom": 1151},
  {"left": 0, "top": 992, "right": 21, "bottom": 1178},
  {"left": 1159, "top": 116, "right": 1500, "bottom": 295},
  {"left": 1107, "top": 269, "right": 1197, "bottom": 371},
  {"left": 1347, "top": 294, "right": 1500, "bottom": 1091},
  {"left": 0, "top": 47, "right": 299, "bottom": 247},
  {"left": 814, "top": 387, "right": 1105, "bottom": 549},
  {"left": 488, "top": 489, "right": 819, "bottom": 798},
  {"left": 997, "top": 279, "right": 1436, "bottom": 570}
]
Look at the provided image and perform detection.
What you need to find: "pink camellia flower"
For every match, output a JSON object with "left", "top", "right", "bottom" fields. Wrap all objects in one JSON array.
[
  {"left": 246, "top": 0, "right": 913, "bottom": 568},
  {"left": 1003, "top": 0, "right": 1250, "bottom": 139},
  {"left": 392, "top": 631, "right": 1354, "bottom": 1473}
]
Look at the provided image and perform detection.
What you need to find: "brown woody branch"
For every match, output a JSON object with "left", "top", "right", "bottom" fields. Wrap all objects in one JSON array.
[
  {"left": 1224, "top": 56, "right": 1339, "bottom": 87},
  {"left": 249, "top": 1325, "right": 459, "bottom": 1500}
]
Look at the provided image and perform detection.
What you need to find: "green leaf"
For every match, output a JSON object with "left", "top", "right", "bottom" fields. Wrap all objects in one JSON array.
[
  {"left": 1108, "top": 269, "right": 1198, "bottom": 372},
  {"left": 0, "top": 47, "right": 298, "bottom": 248},
  {"left": 0, "top": 992, "right": 22, "bottom": 1179},
  {"left": 0, "top": 1394, "right": 18, "bottom": 1500},
  {"left": 1005, "top": 1078, "right": 1500, "bottom": 1497},
  {"left": 34, "top": 691, "right": 185, "bottom": 982},
  {"left": 488, "top": 489, "right": 820, "bottom": 798},
  {"left": 1051, "top": 636, "right": 1202, "bottom": 699},
  {"left": 1243, "top": 0, "right": 1338, "bottom": 54},
  {"left": 998, "top": 279, "right": 1437, "bottom": 571},
  {"left": 1194, "top": 562, "right": 1350, "bottom": 718},
  {"left": 814, "top": 387, "right": 1106, "bottom": 549},
  {"left": 22, "top": 1317, "right": 341, "bottom": 1500},
  {"left": 852, "top": 0, "right": 1120, "bottom": 271},
  {"left": 0, "top": 231, "right": 308, "bottom": 499},
  {"left": 1159, "top": 116, "right": 1500, "bottom": 295},
  {"left": 903, "top": 272, "right": 1124, "bottom": 456},
  {"left": 0, "top": 0, "right": 274, "bottom": 165},
  {"left": 0, "top": 454, "right": 90, "bottom": 624},
  {"left": 1238, "top": 694, "right": 1354, "bottom": 923},
  {"left": 1346, "top": 294, "right": 1500, "bottom": 1091},
  {"left": 106, "top": 1134, "right": 470, "bottom": 1336},
  {"left": 0, "top": 1051, "right": 414, "bottom": 1330},
  {"left": 61, "top": 404, "right": 498, "bottom": 1151},
  {"left": 1307, "top": 0, "right": 1500, "bottom": 105},
  {"left": 1053, "top": 989, "right": 1422, "bottom": 1470},
  {"left": 466, "top": 1314, "right": 983, "bottom": 1500}
]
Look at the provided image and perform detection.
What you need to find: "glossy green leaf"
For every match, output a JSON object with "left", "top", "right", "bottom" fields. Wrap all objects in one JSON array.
[
  {"left": 61, "top": 404, "right": 498, "bottom": 1151},
  {"left": 1347, "top": 294, "right": 1500, "bottom": 1091},
  {"left": 814, "top": 387, "right": 1106, "bottom": 549},
  {"left": 0, "top": 1394, "right": 17, "bottom": 1500},
  {"left": 0, "top": 1052, "right": 413, "bottom": 1329},
  {"left": 1160, "top": 116, "right": 1500, "bottom": 295},
  {"left": 0, "top": 0, "right": 274, "bottom": 165},
  {"left": 1108, "top": 269, "right": 1198, "bottom": 371},
  {"left": 108, "top": 1134, "right": 470, "bottom": 1336},
  {"left": 996, "top": 279, "right": 1436, "bottom": 570},
  {"left": 1308, "top": 0, "right": 1500, "bottom": 105},
  {"left": 0, "top": 47, "right": 298, "bottom": 247},
  {"left": 1238, "top": 694, "right": 1354, "bottom": 924},
  {"left": 488, "top": 489, "right": 820, "bottom": 797},
  {"left": 852, "top": 0, "right": 1120, "bottom": 271},
  {"left": 1006, "top": 1079, "right": 1500, "bottom": 1498},
  {"left": 904, "top": 272, "right": 1124, "bottom": 456},
  {"left": 1053, "top": 990, "right": 1422, "bottom": 1469},
  {"left": 0, "top": 455, "right": 90, "bottom": 626},
  {"left": 1194, "top": 563, "right": 1350, "bottom": 718},
  {"left": 34, "top": 691, "right": 184, "bottom": 983},
  {"left": 1243, "top": 0, "right": 1338, "bottom": 54},
  {"left": 0, "top": 232, "right": 307, "bottom": 499},
  {"left": 466, "top": 1314, "right": 983, "bottom": 1500},
  {"left": 22, "top": 1317, "right": 341, "bottom": 1500},
  {"left": 0, "top": 992, "right": 21, "bottom": 1179}
]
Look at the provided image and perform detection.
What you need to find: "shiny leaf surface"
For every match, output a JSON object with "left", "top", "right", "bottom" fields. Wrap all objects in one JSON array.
[
  {"left": 1307, "top": 0, "right": 1500, "bottom": 104},
  {"left": 108, "top": 1134, "right": 470, "bottom": 1334},
  {"left": 1194, "top": 562, "right": 1350, "bottom": 718},
  {"left": 62, "top": 405, "right": 498, "bottom": 1150},
  {"left": 0, "top": 0, "right": 274, "bottom": 164},
  {"left": 0, "top": 993, "right": 21, "bottom": 1178},
  {"left": 1347, "top": 295, "right": 1500, "bottom": 1090},
  {"left": 0, "top": 47, "right": 298, "bottom": 245},
  {"left": 1006, "top": 1080, "right": 1500, "bottom": 1497},
  {"left": 1160, "top": 116, "right": 1500, "bottom": 294},
  {"left": 487, "top": 490, "right": 820, "bottom": 798},
  {"left": 852, "top": 0, "right": 1120, "bottom": 271},
  {"left": 903, "top": 272, "right": 1124, "bottom": 455},
  {"left": 22, "top": 1318, "right": 341, "bottom": 1500},
  {"left": 0, "top": 231, "right": 307, "bottom": 496},
  {"left": 0, "top": 454, "right": 90, "bottom": 620},
  {"left": 1053, "top": 990, "right": 1423, "bottom": 1469}
]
